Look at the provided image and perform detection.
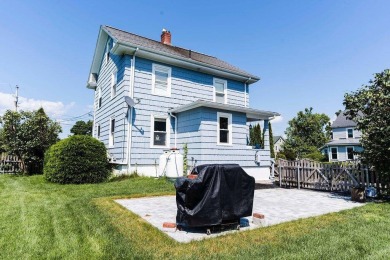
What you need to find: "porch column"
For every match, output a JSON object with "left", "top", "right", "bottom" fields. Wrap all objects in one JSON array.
[{"left": 263, "top": 119, "right": 270, "bottom": 150}]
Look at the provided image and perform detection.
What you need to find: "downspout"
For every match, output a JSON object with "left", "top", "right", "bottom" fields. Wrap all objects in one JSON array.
[
  {"left": 244, "top": 77, "right": 251, "bottom": 108},
  {"left": 169, "top": 112, "right": 177, "bottom": 148},
  {"left": 127, "top": 48, "right": 139, "bottom": 173}
]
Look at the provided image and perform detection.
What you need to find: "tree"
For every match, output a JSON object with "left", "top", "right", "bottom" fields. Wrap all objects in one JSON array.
[
  {"left": 0, "top": 108, "right": 62, "bottom": 174},
  {"left": 250, "top": 123, "right": 262, "bottom": 148},
  {"left": 269, "top": 122, "right": 275, "bottom": 158},
  {"left": 344, "top": 69, "right": 390, "bottom": 181},
  {"left": 0, "top": 128, "right": 5, "bottom": 153},
  {"left": 70, "top": 120, "right": 93, "bottom": 135},
  {"left": 282, "top": 107, "right": 331, "bottom": 160}
]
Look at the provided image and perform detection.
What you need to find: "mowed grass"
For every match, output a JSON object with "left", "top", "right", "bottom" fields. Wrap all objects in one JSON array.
[{"left": 1, "top": 175, "right": 390, "bottom": 259}]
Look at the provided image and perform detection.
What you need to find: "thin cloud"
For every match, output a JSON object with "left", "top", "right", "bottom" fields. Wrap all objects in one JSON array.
[
  {"left": 271, "top": 115, "right": 283, "bottom": 124},
  {"left": 0, "top": 92, "right": 74, "bottom": 118}
]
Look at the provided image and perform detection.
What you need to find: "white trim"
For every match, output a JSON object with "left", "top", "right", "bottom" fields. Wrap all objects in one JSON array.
[
  {"left": 346, "top": 146, "right": 354, "bottom": 160},
  {"left": 330, "top": 147, "right": 338, "bottom": 161},
  {"left": 110, "top": 71, "right": 117, "bottom": 98},
  {"left": 150, "top": 114, "right": 170, "bottom": 148},
  {"left": 347, "top": 128, "right": 354, "bottom": 138},
  {"left": 109, "top": 118, "right": 115, "bottom": 148},
  {"left": 152, "top": 64, "right": 171, "bottom": 97},
  {"left": 217, "top": 112, "right": 232, "bottom": 146},
  {"left": 213, "top": 78, "right": 227, "bottom": 104}
]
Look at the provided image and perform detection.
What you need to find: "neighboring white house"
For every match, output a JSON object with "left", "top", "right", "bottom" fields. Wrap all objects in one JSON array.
[
  {"left": 273, "top": 136, "right": 284, "bottom": 156},
  {"left": 86, "top": 25, "right": 280, "bottom": 180},
  {"left": 321, "top": 112, "right": 363, "bottom": 162}
]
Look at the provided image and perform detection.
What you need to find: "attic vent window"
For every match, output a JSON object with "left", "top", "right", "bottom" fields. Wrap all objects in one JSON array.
[{"left": 152, "top": 64, "right": 171, "bottom": 97}]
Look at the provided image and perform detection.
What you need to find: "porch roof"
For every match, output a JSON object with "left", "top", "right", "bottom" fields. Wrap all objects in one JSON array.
[
  {"left": 320, "top": 139, "right": 362, "bottom": 150},
  {"left": 168, "top": 100, "right": 280, "bottom": 121}
]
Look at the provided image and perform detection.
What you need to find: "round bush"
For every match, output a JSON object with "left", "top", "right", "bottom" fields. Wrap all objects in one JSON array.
[{"left": 44, "top": 135, "right": 111, "bottom": 184}]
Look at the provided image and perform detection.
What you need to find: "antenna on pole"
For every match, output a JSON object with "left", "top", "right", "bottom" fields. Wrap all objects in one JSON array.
[{"left": 14, "top": 85, "right": 19, "bottom": 112}]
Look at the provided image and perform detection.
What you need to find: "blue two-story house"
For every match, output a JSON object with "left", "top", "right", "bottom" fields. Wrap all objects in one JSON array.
[
  {"left": 321, "top": 112, "right": 363, "bottom": 162},
  {"left": 86, "top": 25, "right": 280, "bottom": 180}
]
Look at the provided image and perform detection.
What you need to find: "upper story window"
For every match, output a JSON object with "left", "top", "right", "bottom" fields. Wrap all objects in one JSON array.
[
  {"left": 109, "top": 118, "right": 115, "bottom": 147},
  {"left": 104, "top": 38, "right": 113, "bottom": 65},
  {"left": 111, "top": 72, "right": 117, "bottom": 98},
  {"left": 152, "top": 64, "right": 171, "bottom": 97},
  {"left": 331, "top": 147, "right": 338, "bottom": 160},
  {"left": 330, "top": 132, "right": 333, "bottom": 140},
  {"left": 347, "top": 128, "right": 353, "bottom": 138},
  {"left": 217, "top": 112, "right": 232, "bottom": 145},
  {"left": 97, "top": 87, "right": 102, "bottom": 109},
  {"left": 150, "top": 115, "right": 170, "bottom": 148},
  {"left": 213, "top": 78, "right": 227, "bottom": 104}
]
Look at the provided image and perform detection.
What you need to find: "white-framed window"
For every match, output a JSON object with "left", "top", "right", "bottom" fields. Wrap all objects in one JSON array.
[
  {"left": 347, "top": 146, "right": 354, "bottom": 160},
  {"left": 111, "top": 72, "right": 117, "bottom": 98},
  {"left": 104, "top": 38, "right": 112, "bottom": 65},
  {"left": 150, "top": 115, "right": 170, "bottom": 148},
  {"left": 217, "top": 112, "right": 232, "bottom": 145},
  {"left": 96, "top": 123, "right": 101, "bottom": 139},
  {"left": 152, "top": 64, "right": 171, "bottom": 97},
  {"left": 97, "top": 87, "right": 102, "bottom": 109},
  {"left": 109, "top": 118, "right": 115, "bottom": 147},
  {"left": 213, "top": 78, "right": 227, "bottom": 104},
  {"left": 330, "top": 147, "right": 338, "bottom": 160},
  {"left": 347, "top": 128, "right": 354, "bottom": 138}
]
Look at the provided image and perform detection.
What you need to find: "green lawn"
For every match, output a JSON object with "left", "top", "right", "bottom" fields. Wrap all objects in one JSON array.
[{"left": 0, "top": 175, "right": 389, "bottom": 259}]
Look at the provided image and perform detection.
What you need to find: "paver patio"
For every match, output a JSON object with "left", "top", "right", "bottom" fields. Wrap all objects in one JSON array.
[{"left": 116, "top": 188, "right": 365, "bottom": 243}]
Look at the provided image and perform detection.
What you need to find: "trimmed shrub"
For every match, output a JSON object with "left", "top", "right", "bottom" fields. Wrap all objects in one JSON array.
[{"left": 44, "top": 135, "right": 111, "bottom": 184}]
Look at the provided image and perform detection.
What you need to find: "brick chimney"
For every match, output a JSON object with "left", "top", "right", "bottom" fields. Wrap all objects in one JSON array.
[{"left": 161, "top": 29, "right": 171, "bottom": 45}]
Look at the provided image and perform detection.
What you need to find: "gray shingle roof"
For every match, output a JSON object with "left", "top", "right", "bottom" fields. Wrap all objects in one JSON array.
[
  {"left": 331, "top": 111, "right": 357, "bottom": 128},
  {"left": 103, "top": 26, "right": 259, "bottom": 80},
  {"left": 273, "top": 135, "right": 283, "bottom": 144}
]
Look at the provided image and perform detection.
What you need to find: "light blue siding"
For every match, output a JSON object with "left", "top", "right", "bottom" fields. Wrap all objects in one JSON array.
[
  {"left": 176, "top": 107, "right": 270, "bottom": 167},
  {"left": 93, "top": 53, "right": 269, "bottom": 169},
  {"left": 129, "top": 58, "right": 255, "bottom": 166},
  {"left": 93, "top": 37, "right": 132, "bottom": 162}
]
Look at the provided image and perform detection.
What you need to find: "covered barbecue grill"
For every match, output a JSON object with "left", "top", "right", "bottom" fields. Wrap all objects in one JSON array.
[{"left": 174, "top": 164, "right": 255, "bottom": 230}]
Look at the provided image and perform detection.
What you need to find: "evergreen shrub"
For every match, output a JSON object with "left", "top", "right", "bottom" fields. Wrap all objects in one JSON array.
[{"left": 44, "top": 135, "right": 111, "bottom": 184}]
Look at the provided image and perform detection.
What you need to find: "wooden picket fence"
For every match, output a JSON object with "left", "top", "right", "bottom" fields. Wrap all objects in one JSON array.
[
  {"left": 0, "top": 153, "right": 22, "bottom": 174},
  {"left": 274, "top": 159, "right": 390, "bottom": 195}
]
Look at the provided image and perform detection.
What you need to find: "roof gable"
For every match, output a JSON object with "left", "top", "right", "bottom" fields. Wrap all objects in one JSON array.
[{"left": 331, "top": 111, "right": 359, "bottom": 128}]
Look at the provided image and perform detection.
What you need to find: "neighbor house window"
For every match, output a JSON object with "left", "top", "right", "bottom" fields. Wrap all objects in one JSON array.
[
  {"left": 111, "top": 72, "right": 117, "bottom": 98},
  {"left": 347, "top": 147, "right": 354, "bottom": 160},
  {"left": 109, "top": 118, "right": 115, "bottom": 147},
  {"left": 347, "top": 128, "right": 353, "bottom": 138},
  {"left": 151, "top": 115, "right": 170, "bottom": 147},
  {"left": 152, "top": 64, "right": 171, "bottom": 97},
  {"left": 97, "top": 87, "right": 102, "bottom": 109},
  {"left": 331, "top": 147, "right": 338, "bottom": 160},
  {"left": 213, "top": 78, "right": 227, "bottom": 104},
  {"left": 217, "top": 112, "right": 232, "bottom": 145}
]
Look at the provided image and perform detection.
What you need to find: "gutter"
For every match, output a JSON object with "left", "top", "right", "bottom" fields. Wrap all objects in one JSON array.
[
  {"left": 244, "top": 77, "right": 251, "bottom": 107},
  {"left": 169, "top": 112, "right": 177, "bottom": 148},
  {"left": 126, "top": 48, "right": 139, "bottom": 173}
]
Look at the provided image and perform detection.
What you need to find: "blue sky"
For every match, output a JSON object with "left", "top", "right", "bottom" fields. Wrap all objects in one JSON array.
[{"left": 0, "top": 0, "right": 389, "bottom": 137}]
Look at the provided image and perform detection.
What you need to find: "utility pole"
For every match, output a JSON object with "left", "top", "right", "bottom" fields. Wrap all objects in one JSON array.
[{"left": 14, "top": 85, "right": 19, "bottom": 112}]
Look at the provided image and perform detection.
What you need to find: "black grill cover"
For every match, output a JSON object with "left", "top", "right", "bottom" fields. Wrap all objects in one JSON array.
[{"left": 175, "top": 164, "right": 255, "bottom": 227}]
